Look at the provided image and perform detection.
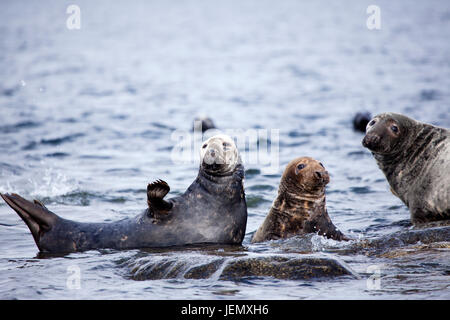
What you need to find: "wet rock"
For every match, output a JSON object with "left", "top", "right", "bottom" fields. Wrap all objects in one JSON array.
[
  {"left": 125, "top": 252, "right": 355, "bottom": 281},
  {"left": 219, "top": 255, "right": 353, "bottom": 281},
  {"left": 184, "top": 258, "right": 225, "bottom": 279},
  {"left": 369, "top": 225, "right": 450, "bottom": 248},
  {"left": 378, "top": 242, "right": 450, "bottom": 259},
  {"left": 128, "top": 254, "right": 225, "bottom": 280},
  {"left": 349, "top": 225, "right": 450, "bottom": 256}
]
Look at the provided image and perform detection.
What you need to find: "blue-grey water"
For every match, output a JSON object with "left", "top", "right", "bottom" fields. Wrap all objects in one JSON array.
[{"left": 0, "top": 0, "right": 449, "bottom": 299}]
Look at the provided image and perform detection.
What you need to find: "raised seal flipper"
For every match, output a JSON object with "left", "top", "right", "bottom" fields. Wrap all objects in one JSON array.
[
  {"left": 1, "top": 193, "right": 58, "bottom": 250},
  {"left": 147, "top": 180, "right": 173, "bottom": 219}
]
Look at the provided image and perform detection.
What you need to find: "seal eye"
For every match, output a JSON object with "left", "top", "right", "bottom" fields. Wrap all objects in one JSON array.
[
  {"left": 391, "top": 125, "right": 399, "bottom": 133},
  {"left": 319, "top": 162, "right": 324, "bottom": 168},
  {"left": 202, "top": 144, "right": 207, "bottom": 149},
  {"left": 368, "top": 120, "right": 376, "bottom": 126},
  {"left": 297, "top": 164, "right": 306, "bottom": 171},
  {"left": 222, "top": 142, "right": 230, "bottom": 148}
]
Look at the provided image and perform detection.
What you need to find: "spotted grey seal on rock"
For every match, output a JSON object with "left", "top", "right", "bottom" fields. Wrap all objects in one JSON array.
[
  {"left": 1, "top": 134, "right": 247, "bottom": 253},
  {"left": 362, "top": 112, "right": 449, "bottom": 223},
  {"left": 251, "top": 157, "right": 347, "bottom": 243}
]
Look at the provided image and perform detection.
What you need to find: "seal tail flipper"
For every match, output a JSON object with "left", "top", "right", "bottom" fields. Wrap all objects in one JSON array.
[
  {"left": 147, "top": 179, "right": 173, "bottom": 219},
  {"left": 1, "top": 193, "right": 57, "bottom": 249}
]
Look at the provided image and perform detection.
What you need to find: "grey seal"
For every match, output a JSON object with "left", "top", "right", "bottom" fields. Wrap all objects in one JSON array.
[
  {"left": 362, "top": 112, "right": 449, "bottom": 223},
  {"left": 353, "top": 111, "right": 372, "bottom": 132},
  {"left": 193, "top": 116, "right": 216, "bottom": 133},
  {"left": 1, "top": 134, "right": 247, "bottom": 253}
]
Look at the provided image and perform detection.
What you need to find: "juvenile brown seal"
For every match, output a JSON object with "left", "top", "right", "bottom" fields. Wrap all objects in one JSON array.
[
  {"left": 1, "top": 134, "right": 247, "bottom": 253},
  {"left": 251, "top": 157, "right": 347, "bottom": 243},
  {"left": 362, "top": 112, "right": 449, "bottom": 223}
]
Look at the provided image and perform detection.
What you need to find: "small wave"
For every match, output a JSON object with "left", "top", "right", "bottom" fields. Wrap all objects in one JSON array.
[
  {"left": 79, "top": 88, "right": 114, "bottom": 97},
  {"left": 45, "top": 152, "right": 70, "bottom": 158},
  {"left": 117, "top": 188, "right": 146, "bottom": 194},
  {"left": 287, "top": 130, "right": 312, "bottom": 138},
  {"left": 139, "top": 129, "right": 161, "bottom": 139},
  {"left": 0, "top": 162, "right": 24, "bottom": 175},
  {"left": 279, "top": 141, "right": 308, "bottom": 148},
  {"left": 286, "top": 64, "right": 321, "bottom": 80},
  {"left": 79, "top": 155, "right": 113, "bottom": 160},
  {"left": 247, "top": 184, "right": 275, "bottom": 192},
  {"left": 2, "top": 87, "right": 18, "bottom": 97},
  {"left": 349, "top": 186, "right": 372, "bottom": 194},
  {"left": 28, "top": 168, "right": 79, "bottom": 199},
  {"left": 272, "top": 234, "right": 350, "bottom": 254},
  {"left": 347, "top": 150, "right": 366, "bottom": 157},
  {"left": 244, "top": 168, "right": 261, "bottom": 177},
  {"left": 104, "top": 168, "right": 142, "bottom": 175},
  {"left": 419, "top": 89, "right": 440, "bottom": 101},
  {"left": 0, "top": 168, "right": 79, "bottom": 199},
  {"left": 246, "top": 195, "right": 270, "bottom": 208},
  {"left": 0, "top": 121, "right": 41, "bottom": 134},
  {"left": 150, "top": 122, "right": 175, "bottom": 130},
  {"left": 42, "top": 191, "right": 129, "bottom": 206},
  {"left": 40, "top": 133, "right": 85, "bottom": 146}
]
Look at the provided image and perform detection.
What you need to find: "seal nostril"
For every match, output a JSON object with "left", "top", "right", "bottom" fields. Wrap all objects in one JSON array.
[
  {"left": 315, "top": 171, "right": 322, "bottom": 179},
  {"left": 363, "top": 135, "right": 380, "bottom": 148}
]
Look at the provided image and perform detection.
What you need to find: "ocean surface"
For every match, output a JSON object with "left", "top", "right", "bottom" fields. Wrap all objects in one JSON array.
[{"left": 0, "top": 0, "right": 449, "bottom": 299}]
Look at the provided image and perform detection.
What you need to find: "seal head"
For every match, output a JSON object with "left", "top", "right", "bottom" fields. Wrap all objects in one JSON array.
[
  {"left": 362, "top": 112, "right": 415, "bottom": 154},
  {"left": 282, "top": 157, "right": 330, "bottom": 195},
  {"left": 200, "top": 134, "right": 240, "bottom": 176}
]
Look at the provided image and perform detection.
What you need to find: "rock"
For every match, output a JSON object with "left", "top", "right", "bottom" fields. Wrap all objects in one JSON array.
[
  {"left": 125, "top": 252, "right": 355, "bottom": 281},
  {"left": 219, "top": 255, "right": 354, "bottom": 281}
]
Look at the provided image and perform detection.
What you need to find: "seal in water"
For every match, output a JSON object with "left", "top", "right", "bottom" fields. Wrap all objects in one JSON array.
[
  {"left": 1, "top": 134, "right": 247, "bottom": 253},
  {"left": 193, "top": 116, "right": 216, "bottom": 133},
  {"left": 353, "top": 111, "right": 372, "bottom": 132},
  {"left": 362, "top": 112, "right": 449, "bottom": 223},
  {"left": 251, "top": 157, "right": 347, "bottom": 243}
]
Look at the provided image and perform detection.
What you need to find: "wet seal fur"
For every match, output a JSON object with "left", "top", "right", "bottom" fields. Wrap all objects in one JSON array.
[
  {"left": 251, "top": 157, "right": 347, "bottom": 243},
  {"left": 363, "top": 112, "right": 449, "bottom": 223},
  {"left": 1, "top": 134, "right": 247, "bottom": 253}
]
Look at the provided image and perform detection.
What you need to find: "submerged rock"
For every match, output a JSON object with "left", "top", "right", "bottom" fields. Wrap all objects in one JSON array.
[
  {"left": 121, "top": 226, "right": 450, "bottom": 281},
  {"left": 124, "top": 252, "right": 355, "bottom": 281},
  {"left": 362, "top": 225, "right": 450, "bottom": 252},
  {"left": 127, "top": 255, "right": 225, "bottom": 281},
  {"left": 219, "top": 255, "right": 353, "bottom": 281}
]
